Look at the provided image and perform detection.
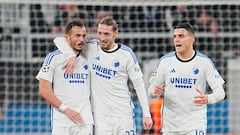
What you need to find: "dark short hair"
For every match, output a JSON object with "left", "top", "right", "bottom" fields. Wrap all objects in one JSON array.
[
  {"left": 174, "top": 23, "right": 195, "bottom": 36},
  {"left": 98, "top": 16, "right": 118, "bottom": 31},
  {"left": 65, "top": 18, "right": 85, "bottom": 34}
]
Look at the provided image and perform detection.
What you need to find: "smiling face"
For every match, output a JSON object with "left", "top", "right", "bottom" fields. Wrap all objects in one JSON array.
[
  {"left": 65, "top": 26, "right": 87, "bottom": 54},
  {"left": 173, "top": 28, "right": 195, "bottom": 59},
  {"left": 97, "top": 23, "right": 118, "bottom": 50}
]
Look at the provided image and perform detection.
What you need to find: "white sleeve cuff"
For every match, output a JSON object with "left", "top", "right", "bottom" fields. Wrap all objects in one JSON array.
[
  {"left": 59, "top": 104, "right": 68, "bottom": 112},
  {"left": 207, "top": 85, "right": 225, "bottom": 104}
]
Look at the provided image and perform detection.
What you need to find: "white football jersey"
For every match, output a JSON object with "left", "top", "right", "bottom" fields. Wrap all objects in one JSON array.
[
  {"left": 86, "top": 40, "right": 146, "bottom": 116},
  {"left": 149, "top": 51, "right": 225, "bottom": 132},
  {"left": 53, "top": 37, "right": 151, "bottom": 117},
  {"left": 36, "top": 50, "right": 93, "bottom": 128}
]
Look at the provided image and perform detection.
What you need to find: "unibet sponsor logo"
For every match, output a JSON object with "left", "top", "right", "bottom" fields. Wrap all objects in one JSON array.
[
  {"left": 170, "top": 77, "right": 197, "bottom": 88},
  {"left": 64, "top": 73, "right": 88, "bottom": 84},
  {"left": 92, "top": 64, "right": 117, "bottom": 79}
]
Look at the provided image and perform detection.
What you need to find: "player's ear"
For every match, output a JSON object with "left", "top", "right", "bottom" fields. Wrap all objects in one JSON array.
[
  {"left": 192, "top": 36, "right": 196, "bottom": 44},
  {"left": 113, "top": 30, "right": 118, "bottom": 39},
  {"left": 64, "top": 34, "right": 70, "bottom": 41}
]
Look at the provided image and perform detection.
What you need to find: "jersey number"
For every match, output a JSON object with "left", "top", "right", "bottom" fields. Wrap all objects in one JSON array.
[
  {"left": 125, "top": 129, "right": 135, "bottom": 135},
  {"left": 196, "top": 130, "right": 205, "bottom": 135}
]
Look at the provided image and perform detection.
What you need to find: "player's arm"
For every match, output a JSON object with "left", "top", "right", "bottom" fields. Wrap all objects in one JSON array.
[
  {"left": 194, "top": 60, "right": 225, "bottom": 106},
  {"left": 132, "top": 77, "right": 153, "bottom": 130},
  {"left": 126, "top": 53, "right": 151, "bottom": 118},
  {"left": 38, "top": 78, "right": 63, "bottom": 110},
  {"left": 127, "top": 55, "right": 153, "bottom": 130},
  {"left": 38, "top": 78, "right": 84, "bottom": 124},
  {"left": 53, "top": 37, "right": 76, "bottom": 74},
  {"left": 205, "top": 60, "right": 226, "bottom": 104},
  {"left": 148, "top": 66, "right": 165, "bottom": 99},
  {"left": 54, "top": 37, "right": 76, "bottom": 57},
  {"left": 207, "top": 85, "right": 225, "bottom": 104},
  {"left": 194, "top": 85, "right": 225, "bottom": 106}
]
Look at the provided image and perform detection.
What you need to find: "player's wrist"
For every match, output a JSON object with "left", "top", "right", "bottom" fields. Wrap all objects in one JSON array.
[
  {"left": 150, "top": 93, "right": 158, "bottom": 98},
  {"left": 143, "top": 113, "right": 151, "bottom": 118},
  {"left": 59, "top": 104, "right": 68, "bottom": 112}
]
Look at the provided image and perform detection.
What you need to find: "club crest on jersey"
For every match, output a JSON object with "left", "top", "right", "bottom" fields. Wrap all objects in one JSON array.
[
  {"left": 193, "top": 68, "right": 199, "bottom": 75},
  {"left": 41, "top": 64, "right": 50, "bottom": 73},
  {"left": 83, "top": 64, "right": 88, "bottom": 70},
  {"left": 113, "top": 60, "right": 120, "bottom": 67}
]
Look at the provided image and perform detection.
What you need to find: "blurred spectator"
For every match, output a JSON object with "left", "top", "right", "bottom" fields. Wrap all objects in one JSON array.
[
  {"left": 165, "top": 5, "right": 220, "bottom": 35},
  {"left": 40, "top": 4, "right": 58, "bottom": 31},
  {"left": 143, "top": 6, "right": 172, "bottom": 32},
  {"left": 51, "top": 4, "right": 88, "bottom": 33},
  {"left": 232, "top": 44, "right": 240, "bottom": 58},
  {"left": 88, "top": 10, "right": 112, "bottom": 33},
  {"left": 197, "top": 11, "right": 219, "bottom": 35},
  {"left": 116, "top": 6, "right": 145, "bottom": 32},
  {"left": 30, "top": 4, "right": 50, "bottom": 33}
]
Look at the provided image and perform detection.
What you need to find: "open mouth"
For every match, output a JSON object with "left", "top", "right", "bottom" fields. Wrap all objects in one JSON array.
[
  {"left": 175, "top": 44, "right": 182, "bottom": 47},
  {"left": 78, "top": 43, "right": 84, "bottom": 46}
]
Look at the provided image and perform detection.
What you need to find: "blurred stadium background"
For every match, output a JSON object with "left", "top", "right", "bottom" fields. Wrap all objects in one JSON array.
[{"left": 0, "top": 0, "right": 240, "bottom": 134}]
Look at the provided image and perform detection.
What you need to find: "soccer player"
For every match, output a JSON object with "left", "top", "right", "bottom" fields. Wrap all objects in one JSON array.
[
  {"left": 36, "top": 18, "right": 93, "bottom": 135},
  {"left": 54, "top": 17, "right": 153, "bottom": 135},
  {"left": 148, "top": 23, "right": 225, "bottom": 135}
]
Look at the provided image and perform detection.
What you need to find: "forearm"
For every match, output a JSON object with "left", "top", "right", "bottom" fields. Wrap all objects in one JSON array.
[
  {"left": 53, "top": 37, "right": 76, "bottom": 57},
  {"left": 39, "top": 79, "right": 64, "bottom": 110},
  {"left": 133, "top": 78, "right": 151, "bottom": 117},
  {"left": 208, "top": 85, "right": 225, "bottom": 104},
  {"left": 148, "top": 84, "right": 156, "bottom": 98}
]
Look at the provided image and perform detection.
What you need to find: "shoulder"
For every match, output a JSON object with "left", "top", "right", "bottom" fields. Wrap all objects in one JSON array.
[
  {"left": 159, "top": 51, "right": 175, "bottom": 62},
  {"left": 119, "top": 43, "right": 134, "bottom": 54},
  {"left": 43, "top": 50, "right": 63, "bottom": 65},
  {"left": 196, "top": 51, "right": 215, "bottom": 63},
  {"left": 119, "top": 43, "right": 139, "bottom": 63},
  {"left": 196, "top": 51, "right": 216, "bottom": 69},
  {"left": 87, "top": 39, "right": 99, "bottom": 46},
  {"left": 86, "top": 39, "right": 100, "bottom": 52},
  {"left": 155, "top": 51, "right": 175, "bottom": 67},
  {"left": 162, "top": 52, "right": 175, "bottom": 59},
  {"left": 196, "top": 51, "right": 211, "bottom": 60}
]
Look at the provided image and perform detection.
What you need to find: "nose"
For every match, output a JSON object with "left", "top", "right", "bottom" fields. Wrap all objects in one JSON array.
[
  {"left": 79, "top": 36, "right": 85, "bottom": 42},
  {"left": 98, "top": 34, "right": 105, "bottom": 41},
  {"left": 174, "top": 36, "right": 180, "bottom": 43}
]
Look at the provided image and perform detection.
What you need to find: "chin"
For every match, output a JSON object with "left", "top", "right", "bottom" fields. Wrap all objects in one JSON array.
[
  {"left": 175, "top": 48, "right": 182, "bottom": 52},
  {"left": 75, "top": 48, "right": 83, "bottom": 52}
]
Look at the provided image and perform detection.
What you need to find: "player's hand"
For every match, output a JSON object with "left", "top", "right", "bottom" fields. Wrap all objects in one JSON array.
[
  {"left": 153, "top": 84, "right": 165, "bottom": 97},
  {"left": 63, "top": 56, "right": 76, "bottom": 74},
  {"left": 194, "top": 88, "right": 208, "bottom": 106},
  {"left": 64, "top": 108, "right": 84, "bottom": 124},
  {"left": 142, "top": 117, "right": 153, "bottom": 130}
]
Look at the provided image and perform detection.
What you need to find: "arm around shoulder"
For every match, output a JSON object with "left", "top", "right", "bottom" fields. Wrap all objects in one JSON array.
[{"left": 53, "top": 37, "right": 76, "bottom": 58}]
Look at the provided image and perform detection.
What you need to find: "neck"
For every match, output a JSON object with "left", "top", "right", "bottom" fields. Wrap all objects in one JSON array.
[
  {"left": 177, "top": 50, "right": 195, "bottom": 61},
  {"left": 106, "top": 43, "right": 118, "bottom": 51}
]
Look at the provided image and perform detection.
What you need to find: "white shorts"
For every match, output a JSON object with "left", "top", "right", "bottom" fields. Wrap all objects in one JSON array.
[
  {"left": 52, "top": 124, "right": 93, "bottom": 135},
  {"left": 163, "top": 129, "right": 205, "bottom": 135},
  {"left": 94, "top": 115, "right": 136, "bottom": 135}
]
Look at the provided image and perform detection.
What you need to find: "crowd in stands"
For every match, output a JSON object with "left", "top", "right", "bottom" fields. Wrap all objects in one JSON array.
[{"left": 30, "top": 4, "right": 240, "bottom": 35}]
